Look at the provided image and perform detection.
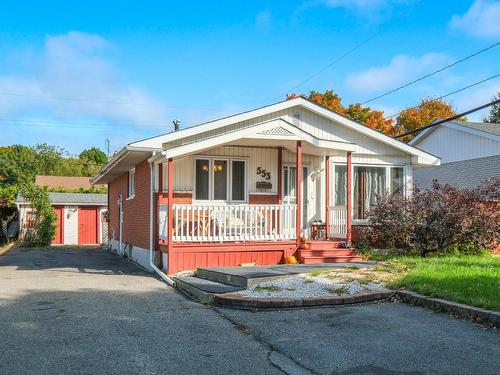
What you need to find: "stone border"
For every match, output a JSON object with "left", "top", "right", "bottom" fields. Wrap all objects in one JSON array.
[
  {"left": 213, "top": 290, "right": 395, "bottom": 309},
  {"left": 397, "top": 290, "right": 500, "bottom": 328}
]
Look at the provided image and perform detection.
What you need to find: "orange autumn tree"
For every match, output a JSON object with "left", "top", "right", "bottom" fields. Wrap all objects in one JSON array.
[
  {"left": 395, "top": 98, "right": 457, "bottom": 142},
  {"left": 287, "top": 90, "right": 395, "bottom": 135}
]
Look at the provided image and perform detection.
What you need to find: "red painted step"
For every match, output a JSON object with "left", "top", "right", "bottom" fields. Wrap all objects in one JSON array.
[
  {"left": 300, "top": 255, "right": 363, "bottom": 264},
  {"left": 299, "top": 249, "right": 358, "bottom": 257},
  {"left": 305, "top": 240, "right": 343, "bottom": 250}
]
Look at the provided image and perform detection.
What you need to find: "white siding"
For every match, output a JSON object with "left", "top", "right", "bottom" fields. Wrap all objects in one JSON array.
[
  {"left": 414, "top": 126, "right": 500, "bottom": 163},
  {"left": 63, "top": 205, "right": 78, "bottom": 245}
]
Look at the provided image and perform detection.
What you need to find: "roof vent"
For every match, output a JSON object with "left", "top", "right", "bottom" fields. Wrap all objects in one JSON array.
[{"left": 173, "top": 119, "right": 181, "bottom": 132}]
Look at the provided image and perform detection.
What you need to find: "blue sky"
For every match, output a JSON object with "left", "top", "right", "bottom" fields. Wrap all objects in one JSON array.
[{"left": 0, "top": 0, "right": 499, "bottom": 154}]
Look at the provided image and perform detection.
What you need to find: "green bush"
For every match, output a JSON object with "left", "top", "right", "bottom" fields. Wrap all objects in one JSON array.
[{"left": 18, "top": 183, "right": 56, "bottom": 246}]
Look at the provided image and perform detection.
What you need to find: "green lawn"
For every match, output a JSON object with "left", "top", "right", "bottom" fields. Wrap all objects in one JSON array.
[{"left": 389, "top": 256, "right": 500, "bottom": 311}]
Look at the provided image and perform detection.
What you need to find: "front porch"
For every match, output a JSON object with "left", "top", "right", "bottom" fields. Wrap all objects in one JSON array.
[{"left": 152, "top": 124, "right": 356, "bottom": 274}]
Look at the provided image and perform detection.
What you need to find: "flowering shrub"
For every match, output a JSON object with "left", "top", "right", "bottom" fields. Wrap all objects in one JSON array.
[
  {"left": 18, "top": 183, "right": 56, "bottom": 246},
  {"left": 364, "top": 178, "right": 500, "bottom": 257}
]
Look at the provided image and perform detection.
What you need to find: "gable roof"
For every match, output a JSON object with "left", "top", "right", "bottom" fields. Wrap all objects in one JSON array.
[
  {"left": 17, "top": 192, "right": 107, "bottom": 206},
  {"left": 92, "top": 97, "right": 439, "bottom": 183},
  {"left": 410, "top": 120, "right": 500, "bottom": 145},
  {"left": 36, "top": 175, "right": 105, "bottom": 190}
]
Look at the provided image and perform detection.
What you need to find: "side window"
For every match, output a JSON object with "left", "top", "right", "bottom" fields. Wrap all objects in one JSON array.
[{"left": 128, "top": 169, "right": 135, "bottom": 198}]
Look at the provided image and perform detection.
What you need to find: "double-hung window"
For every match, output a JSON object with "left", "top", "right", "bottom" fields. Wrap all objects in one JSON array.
[
  {"left": 333, "top": 164, "right": 406, "bottom": 221},
  {"left": 194, "top": 157, "right": 247, "bottom": 202},
  {"left": 128, "top": 168, "right": 135, "bottom": 198}
]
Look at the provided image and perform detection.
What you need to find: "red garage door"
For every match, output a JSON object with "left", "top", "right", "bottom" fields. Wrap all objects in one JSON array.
[
  {"left": 52, "top": 206, "right": 64, "bottom": 245},
  {"left": 78, "top": 207, "right": 99, "bottom": 245}
]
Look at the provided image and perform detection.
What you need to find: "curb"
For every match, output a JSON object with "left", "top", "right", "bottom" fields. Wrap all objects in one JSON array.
[
  {"left": 397, "top": 290, "right": 500, "bottom": 328},
  {"left": 213, "top": 290, "right": 395, "bottom": 309},
  {"left": 0, "top": 243, "right": 15, "bottom": 256}
]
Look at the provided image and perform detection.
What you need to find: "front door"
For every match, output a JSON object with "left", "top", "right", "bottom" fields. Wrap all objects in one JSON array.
[{"left": 283, "top": 165, "right": 309, "bottom": 229}]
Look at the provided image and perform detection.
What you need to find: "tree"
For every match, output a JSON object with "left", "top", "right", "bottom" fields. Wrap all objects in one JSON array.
[
  {"left": 79, "top": 147, "right": 107, "bottom": 166},
  {"left": 287, "top": 90, "right": 395, "bottom": 135},
  {"left": 18, "top": 183, "right": 56, "bottom": 246},
  {"left": 483, "top": 91, "right": 500, "bottom": 123},
  {"left": 395, "top": 99, "right": 457, "bottom": 142}
]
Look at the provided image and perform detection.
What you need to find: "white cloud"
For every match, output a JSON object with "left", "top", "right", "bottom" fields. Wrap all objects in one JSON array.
[
  {"left": 345, "top": 53, "right": 451, "bottom": 93},
  {"left": 255, "top": 10, "right": 272, "bottom": 32},
  {"left": 450, "top": 0, "right": 500, "bottom": 38},
  {"left": 0, "top": 31, "right": 168, "bottom": 126}
]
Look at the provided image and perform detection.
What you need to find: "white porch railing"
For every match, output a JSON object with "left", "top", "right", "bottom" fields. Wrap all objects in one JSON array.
[
  {"left": 161, "top": 204, "right": 297, "bottom": 242},
  {"left": 328, "top": 206, "right": 347, "bottom": 239}
]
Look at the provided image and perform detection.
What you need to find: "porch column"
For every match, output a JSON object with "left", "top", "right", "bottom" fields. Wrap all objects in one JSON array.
[
  {"left": 325, "top": 155, "right": 330, "bottom": 240},
  {"left": 277, "top": 147, "right": 283, "bottom": 205},
  {"left": 346, "top": 151, "right": 352, "bottom": 243},
  {"left": 277, "top": 147, "right": 283, "bottom": 235},
  {"left": 167, "top": 158, "right": 174, "bottom": 252},
  {"left": 296, "top": 141, "right": 302, "bottom": 245}
]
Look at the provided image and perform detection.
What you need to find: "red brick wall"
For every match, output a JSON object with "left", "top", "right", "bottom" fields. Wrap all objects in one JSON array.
[
  {"left": 108, "top": 159, "right": 151, "bottom": 250},
  {"left": 248, "top": 194, "right": 278, "bottom": 204}
]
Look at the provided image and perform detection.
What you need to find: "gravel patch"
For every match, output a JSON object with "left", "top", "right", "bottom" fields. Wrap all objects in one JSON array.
[{"left": 234, "top": 273, "right": 386, "bottom": 299}]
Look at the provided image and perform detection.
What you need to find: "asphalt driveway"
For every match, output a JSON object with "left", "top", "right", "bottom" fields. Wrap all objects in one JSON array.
[{"left": 0, "top": 247, "right": 499, "bottom": 375}]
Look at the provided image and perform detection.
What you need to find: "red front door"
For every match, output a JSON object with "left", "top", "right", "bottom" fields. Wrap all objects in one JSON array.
[
  {"left": 78, "top": 207, "right": 98, "bottom": 244},
  {"left": 52, "top": 206, "right": 64, "bottom": 244}
]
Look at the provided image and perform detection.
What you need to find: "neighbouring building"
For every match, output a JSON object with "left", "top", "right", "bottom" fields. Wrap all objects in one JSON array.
[
  {"left": 409, "top": 120, "right": 500, "bottom": 189},
  {"left": 91, "top": 97, "right": 439, "bottom": 275},
  {"left": 16, "top": 176, "right": 108, "bottom": 245}
]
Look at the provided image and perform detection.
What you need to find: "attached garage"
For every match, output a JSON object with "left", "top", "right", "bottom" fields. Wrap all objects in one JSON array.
[{"left": 17, "top": 192, "right": 107, "bottom": 246}]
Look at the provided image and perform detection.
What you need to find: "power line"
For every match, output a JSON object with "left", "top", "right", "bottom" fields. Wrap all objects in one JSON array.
[
  {"left": 284, "top": 35, "right": 378, "bottom": 97},
  {"left": 386, "top": 73, "right": 500, "bottom": 119},
  {"left": 0, "top": 117, "right": 168, "bottom": 129},
  {"left": 361, "top": 41, "right": 500, "bottom": 105},
  {"left": 394, "top": 98, "right": 500, "bottom": 139},
  {"left": 0, "top": 91, "right": 221, "bottom": 111}
]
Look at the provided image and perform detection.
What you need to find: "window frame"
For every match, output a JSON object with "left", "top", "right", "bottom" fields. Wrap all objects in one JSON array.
[
  {"left": 332, "top": 163, "right": 407, "bottom": 224},
  {"left": 193, "top": 155, "right": 248, "bottom": 203},
  {"left": 127, "top": 168, "right": 136, "bottom": 199}
]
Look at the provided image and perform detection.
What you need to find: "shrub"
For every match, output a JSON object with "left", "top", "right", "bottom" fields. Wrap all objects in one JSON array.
[
  {"left": 18, "top": 183, "right": 56, "bottom": 246},
  {"left": 365, "top": 178, "right": 500, "bottom": 257}
]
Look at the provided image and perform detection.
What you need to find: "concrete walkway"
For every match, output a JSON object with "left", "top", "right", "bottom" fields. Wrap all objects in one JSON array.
[{"left": 1, "top": 247, "right": 498, "bottom": 375}]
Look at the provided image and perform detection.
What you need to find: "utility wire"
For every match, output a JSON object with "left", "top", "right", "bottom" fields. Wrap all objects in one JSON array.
[
  {"left": 361, "top": 41, "right": 500, "bottom": 105},
  {"left": 284, "top": 35, "right": 378, "bottom": 96},
  {"left": 394, "top": 98, "right": 500, "bottom": 139},
  {"left": 386, "top": 73, "right": 500, "bottom": 119}
]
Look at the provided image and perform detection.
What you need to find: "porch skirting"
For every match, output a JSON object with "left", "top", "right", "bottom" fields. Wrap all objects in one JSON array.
[{"left": 160, "top": 241, "right": 297, "bottom": 275}]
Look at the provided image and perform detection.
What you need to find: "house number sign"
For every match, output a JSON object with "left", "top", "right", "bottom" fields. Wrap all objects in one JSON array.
[
  {"left": 256, "top": 167, "right": 271, "bottom": 180},
  {"left": 256, "top": 167, "right": 272, "bottom": 189}
]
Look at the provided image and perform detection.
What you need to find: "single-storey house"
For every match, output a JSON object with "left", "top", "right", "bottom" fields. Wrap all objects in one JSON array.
[
  {"left": 16, "top": 176, "right": 107, "bottom": 245},
  {"left": 91, "top": 97, "right": 439, "bottom": 276},
  {"left": 410, "top": 120, "right": 500, "bottom": 189}
]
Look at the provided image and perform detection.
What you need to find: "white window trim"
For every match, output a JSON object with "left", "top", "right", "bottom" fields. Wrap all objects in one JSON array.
[
  {"left": 332, "top": 162, "right": 407, "bottom": 225},
  {"left": 153, "top": 164, "right": 159, "bottom": 192},
  {"left": 127, "top": 168, "right": 136, "bottom": 200},
  {"left": 193, "top": 155, "right": 248, "bottom": 203}
]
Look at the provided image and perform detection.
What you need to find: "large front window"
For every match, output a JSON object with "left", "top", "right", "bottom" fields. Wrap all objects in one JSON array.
[
  {"left": 195, "top": 157, "right": 246, "bottom": 202},
  {"left": 334, "top": 164, "right": 405, "bottom": 221}
]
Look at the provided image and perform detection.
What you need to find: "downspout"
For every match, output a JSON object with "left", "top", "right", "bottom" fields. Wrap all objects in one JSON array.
[
  {"left": 149, "top": 159, "right": 174, "bottom": 286},
  {"left": 118, "top": 194, "right": 123, "bottom": 255}
]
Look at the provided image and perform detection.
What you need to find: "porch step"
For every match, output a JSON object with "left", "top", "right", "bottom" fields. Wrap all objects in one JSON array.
[
  {"left": 304, "top": 240, "right": 344, "bottom": 250},
  {"left": 298, "top": 249, "right": 358, "bottom": 257},
  {"left": 300, "top": 255, "right": 363, "bottom": 264},
  {"left": 174, "top": 276, "right": 244, "bottom": 304},
  {"left": 196, "top": 267, "right": 294, "bottom": 288}
]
